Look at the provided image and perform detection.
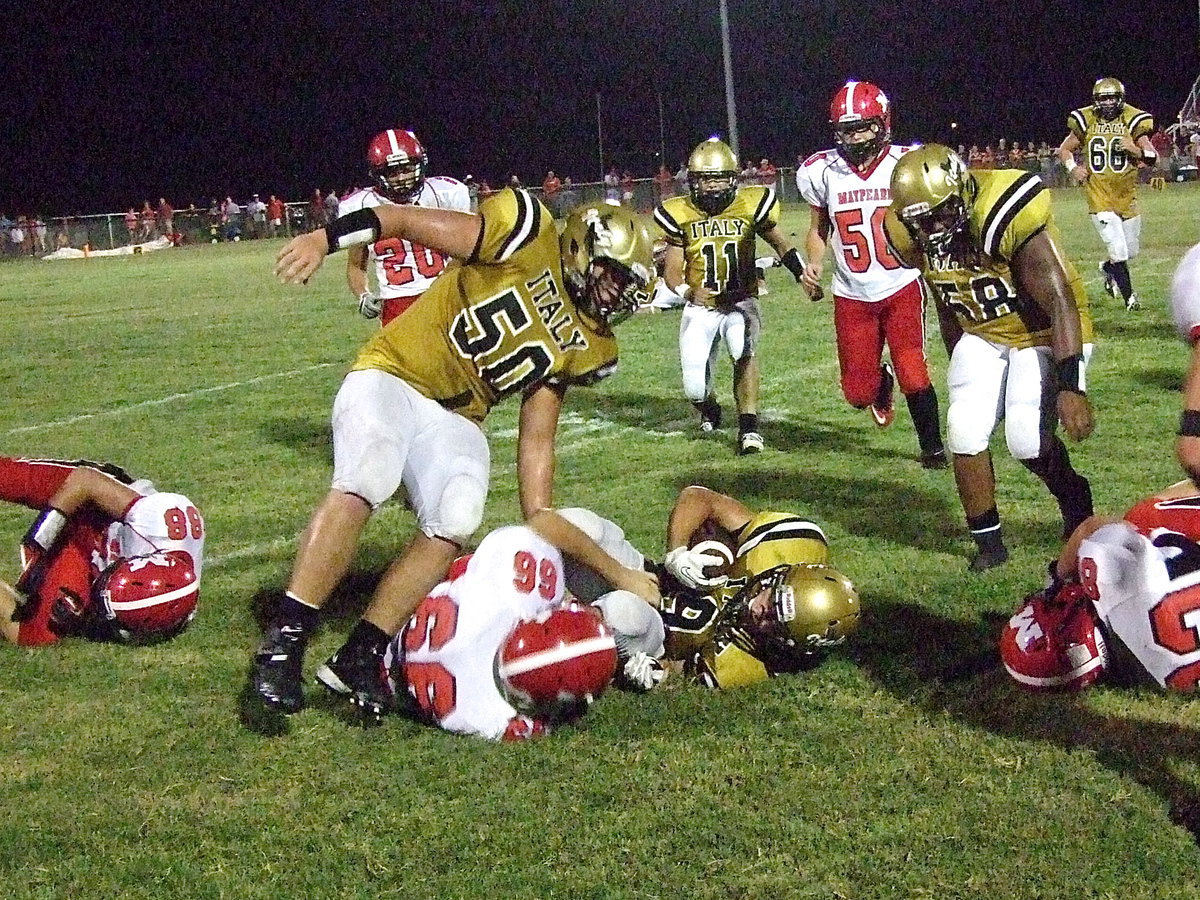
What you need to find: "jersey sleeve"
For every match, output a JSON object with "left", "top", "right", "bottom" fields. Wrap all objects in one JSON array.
[
  {"left": 1067, "top": 108, "right": 1088, "bottom": 141},
  {"left": 981, "top": 173, "right": 1049, "bottom": 260},
  {"left": 795, "top": 155, "right": 827, "bottom": 207},
  {"left": 751, "top": 186, "right": 780, "bottom": 233},
  {"left": 653, "top": 200, "right": 686, "bottom": 247},
  {"left": 470, "top": 188, "right": 548, "bottom": 265},
  {"left": 429, "top": 178, "right": 473, "bottom": 213},
  {"left": 1129, "top": 109, "right": 1155, "bottom": 141},
  {"left": 0, "top": 457, "right": 76, "bottom": 508},
  {"left": 1171, "top": 243, "right": 1200, "bottom": 342}
]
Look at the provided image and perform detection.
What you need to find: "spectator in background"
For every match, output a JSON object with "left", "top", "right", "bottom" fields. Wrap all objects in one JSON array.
[
  {"left": 308, "top": 189, "right": 325, "bottom": 230},
  {"left": 222, "top": 196, "right": 242, "bottom": 242},
  {"left": 558, "top": 176, "right": 579, "bottom": 213},
  {"left": 541, "top": 170, "right": 562, "bottom": 215},
  {"left": 124, "top": 208, "right": 138, "bottom": 244},
  {"left": 55, "top": 223, "right": 70, "bottom": 250},
  {"left": 994, "top": 139, "right": 1010, "bottom": 169},
  {"left": 266, "top": 194, "right": 284, "bottom": 237},
  {"left": 967, "top": 145, "right": 983, "bottom": 168},
  {"left": 757, "top": 158, "right": 777, "bottom": 188},
  {"left": 32, "top": 215, "right": 47, "bottom": 254},
  {"left": 12, "top": 217, "right": 28, "bottom": 256},
  {"left": 674, "top": 161, "right": 688, "bottom": 195},
  {"left": 323, "top": 189, "right": 339, "bottom": 226},
  {"left": 654, "top": 164, "right": 674, "bottom": 202},
  {"left": 247, "top": 194, "right": 267, "bottom": 239},
  {"left": 463, "top": 175, "right": 480, "bottom": 211},
  {"left": 139, "top": 201, "right": 156, "bottom": 240},
  {"left": 507, "top": 174, "right": 523, "bottom": 190},
  {"left": 156, "top": 198, "right": 174, "bottom": 237},
  {"left": 738, "top": 158, "right": 759, "bottom": 184},
  {"left": 604, "top": 167, "right": 620, "bottom": 201},
  {"left": 620, "top": 170, "right": 635, "bottom": 206}
]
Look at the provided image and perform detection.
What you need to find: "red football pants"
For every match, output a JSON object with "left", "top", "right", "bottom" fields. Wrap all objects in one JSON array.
[{"left": 832, "top": 280, "right": 932, "bottom": 408}]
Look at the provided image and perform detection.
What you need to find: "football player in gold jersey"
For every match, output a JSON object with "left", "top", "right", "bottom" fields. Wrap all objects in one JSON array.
[
  {"left": 557, "top": 485, "right": 860, "bottom": 689},
  {"left": 252, "top": 193, "right": 657, "bottom": 723},
  {"left": 653, "top": 138, "right": 806, "bottom": 454},
  {"left": 1056, "top": 77, "right": 1157, "bottom": 311},
  {"left": 885, "top": 144, "right": 1095, "bottom": 571}
]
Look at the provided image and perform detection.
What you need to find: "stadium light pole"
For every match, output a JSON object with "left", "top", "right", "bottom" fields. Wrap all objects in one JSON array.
[
  {"left": 596, "top": 92, "right": 605, "bottom": 182},
  {"left": 719, "top": 0, "right": 740, "bottom": 160},
  {"left": 657, "top": 91, "right": 667, "bottom": 168}
]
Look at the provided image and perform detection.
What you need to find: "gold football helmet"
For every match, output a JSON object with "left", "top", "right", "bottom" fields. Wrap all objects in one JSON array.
[
  {"left": 687, "top": 138, "right": 739, "bottom": 215},
  {"left": 1092, "top": 77, "right": 1125, "bottom": 121},
  {"left": 559, "top": 201, "right": 654, "bottom": 325},
  {"left": 890, "top": 143, "right": 975, "bottom": 263},
  {"left": 723, "top": 562, "right": 860, "bottom": 666}
]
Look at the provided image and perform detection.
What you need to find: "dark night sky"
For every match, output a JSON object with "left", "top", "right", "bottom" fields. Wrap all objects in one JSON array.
[{"left": 4, "top": 1, "right": 1197, "bottom": 215}]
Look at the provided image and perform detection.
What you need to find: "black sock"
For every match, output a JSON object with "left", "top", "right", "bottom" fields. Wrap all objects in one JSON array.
[
  {"left": 904, "top": 386, "right": 944, "bottom": 454},
  {"left": 966, "top": 506, "right": 1004, "bottom": 552},
  {"left": 1110, "top": 260, "right": 1134, "bottom": 300},
  {"left": 694, "top": 396, "right": 720, "bottom": 422},
  {"left": 1020, "top": 437, "right": 1093, "bottom": 534},
  {"left": 738, "top": 413, "right": 758, "bottom": 434},
  {"left": 277, "top": 593, "right": 319, "bottom": 635},
  {"left": 347, "top": 619, "right": 390, "bottom": 654}
]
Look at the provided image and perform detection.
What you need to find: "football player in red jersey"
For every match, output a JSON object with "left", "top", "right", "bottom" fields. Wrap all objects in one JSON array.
[
  {"left": 1003, "top": 478, "right": 1200, "bottom": 693},
  {"left": 386, "top": 511, "right": 652, "bottom": 741},
  {"left": 0, "top": 457, "right": 204, "bottom": 646},
  {"left": 797, "top": 81, "right": 946, "bottom": 468},
  {"left": 341, "top": 129, "right": 472, "bottom": 326}
]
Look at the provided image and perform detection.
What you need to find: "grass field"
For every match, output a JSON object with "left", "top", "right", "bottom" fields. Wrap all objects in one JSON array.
[{"left": 1, "top": 183, "right": 1199, "bottom": 899}]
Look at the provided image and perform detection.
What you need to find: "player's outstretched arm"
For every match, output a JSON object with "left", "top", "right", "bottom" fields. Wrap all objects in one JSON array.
[
  {"left": 1012, "top": 231, "right": 1094, "bottom": 442},
  {"left": 517, "top": 382, "right": 566, "bottom": 520},
  {"left": 527, "top": 508, "right": 660, "bottom": 608}
]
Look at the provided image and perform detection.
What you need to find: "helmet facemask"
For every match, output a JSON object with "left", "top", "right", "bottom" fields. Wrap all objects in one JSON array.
[
  {"left": 577, "top": 258, "right": 649, "bottom": 327},
  {"left": 833, "top": 117, "right": 888, "bottom": 167},
  {"left": 901, "top": 195, "right": 968, "bottom": 264},
  {"left": 375, "top": 158, "right": 426, "bottom": 204},
  {"left": 1092, "top": 79, "right": 1125, "bottom": 122},
  {"left": 688, "top": 171, "right": 738, "bottom": 216}
]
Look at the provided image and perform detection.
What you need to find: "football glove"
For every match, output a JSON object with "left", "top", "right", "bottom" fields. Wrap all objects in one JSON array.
[
  {"left": 16, "top": 507, "right": 69, "bottom": 602},
  {"left": 618, "top": 652, "right": 666, "bottom": 692},
  {"left": 664, "top": 545, "right": 730, "bottom": 590},
  {"left": 357, "top": 291, "right": 383, "bottom": 319}
]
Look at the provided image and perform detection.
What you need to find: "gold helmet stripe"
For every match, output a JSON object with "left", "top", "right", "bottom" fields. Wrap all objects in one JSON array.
[
  {"left": 496, "top": 189, "right": 541, "bottom": 263},
  {"left": 981, "top": 174, "right": 1043, "bottom": 258}
]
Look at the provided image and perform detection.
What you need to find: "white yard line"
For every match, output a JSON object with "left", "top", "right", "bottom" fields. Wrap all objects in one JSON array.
[{"left": 6, "top": 363, "right": 337, "bottom": 435}]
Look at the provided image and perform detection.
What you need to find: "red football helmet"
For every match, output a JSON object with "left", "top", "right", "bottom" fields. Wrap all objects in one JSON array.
[
  {"left": 496, "top": 604, "right": 618, "bottom": 718},
  {"left": 94, "top": 550, "right": 199, "bottom": 642},
  {"left": 367, "top": 128, "right": 427, "bottom": 203},
  {"left": 1000, "top": 585, "right": 1108, "bottom": 692},
  {"left": 829, "top": 81, "right": 892, "bottom": 167}
]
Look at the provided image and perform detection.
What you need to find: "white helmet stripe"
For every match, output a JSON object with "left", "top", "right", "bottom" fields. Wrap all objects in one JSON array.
[
  {"left": 386, "top": 129, "right": 401, "bottom": 156},
  {"left": 108, "top": 582, "right": 198, "bottom": 611},
  {"left": 497, "top": 635, "right": 616, "bottom": 677}
]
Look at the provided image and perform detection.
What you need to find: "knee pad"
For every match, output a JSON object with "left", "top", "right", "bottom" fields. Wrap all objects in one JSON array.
[
  {"left": 427, "top": 473, "right": 485, "bottom": 544},
  {"left": 593, "top": 590, "right": 665, "bottom": 658},
  {"left": 946, "top": 402, "right": 993, "bottom": 456},
  {"left": 1005, "top": 411, "right": 1045, "bottom": 460}
]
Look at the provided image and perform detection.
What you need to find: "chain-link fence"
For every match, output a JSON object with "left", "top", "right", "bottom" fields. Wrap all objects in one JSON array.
[{"left": 1, "top": 172, "right": 805, "bottom": 261}]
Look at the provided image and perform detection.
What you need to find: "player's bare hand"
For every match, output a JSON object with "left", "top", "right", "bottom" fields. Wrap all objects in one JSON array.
[
  {"left": 275, "top": 231, "right": 329, "bottom": 283},
  {"left": 690, "top": 285, "right": 716, "bottom": 308},
  {"left": 1058, "top": 391, "right": 1094, "bottom": 442},
  {"left": 801, "top": 263, "right": 825, "bottom": 301},
  {"left": 614, "top": 567, "right": 661, "bottom": 610},
  {"left": 1118, "top": 135, "right": 1139, "bottom": 155},
  {"left": 1070, "top": 164, "right": 1089, "bottom": 185}
]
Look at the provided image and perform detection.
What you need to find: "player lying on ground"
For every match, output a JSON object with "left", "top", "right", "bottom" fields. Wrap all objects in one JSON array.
[
  {"left": 0, "top": 456, "right": 203, "bottom": 646},
  {"left": 558, "top": 485, "right": 861, "bottom": 689},
  {"left": 1001, "top": 480, "right": 1200, "bottom": 692}
]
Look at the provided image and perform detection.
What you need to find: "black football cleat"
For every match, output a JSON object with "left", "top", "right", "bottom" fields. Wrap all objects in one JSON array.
[
  {"left": 969, "top": 545, "right": 1009, "bottom": 572},
  {"left": 251, "top": 623, "right": 309, "bottom": 714},
  {"left": 316, "top": 640, "right": 391, "bottom": 726}
]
